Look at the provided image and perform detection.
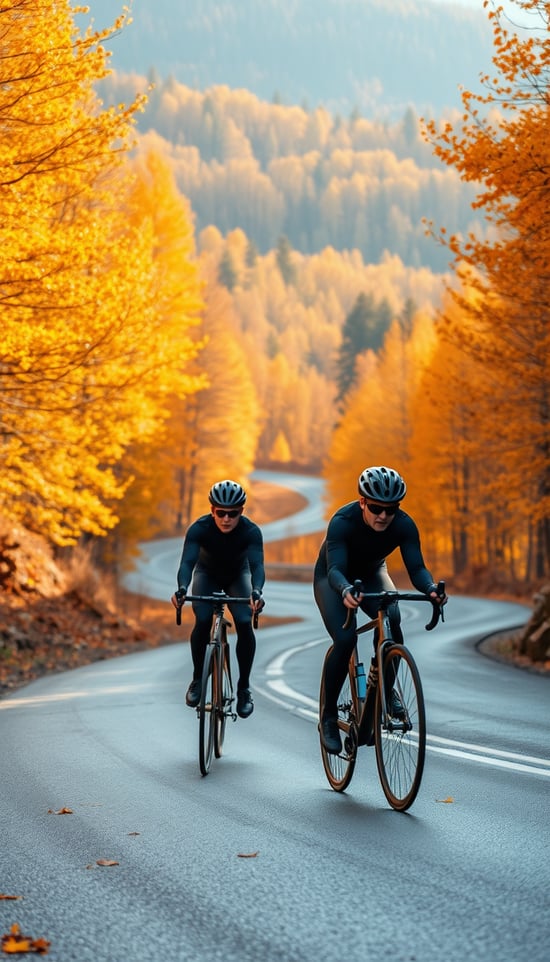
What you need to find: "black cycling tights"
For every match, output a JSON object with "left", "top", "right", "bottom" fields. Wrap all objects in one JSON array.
[
  {"left": 189, "top": 567, "right": 256, "bottom": 691},
  {"left": 190, "top": 618, "right": 256, "bottom": 691}
]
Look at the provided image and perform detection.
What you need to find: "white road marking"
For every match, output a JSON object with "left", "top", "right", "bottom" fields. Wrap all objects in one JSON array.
[{"left": 259, "top": 640, "right": 550, "bottom": 779}]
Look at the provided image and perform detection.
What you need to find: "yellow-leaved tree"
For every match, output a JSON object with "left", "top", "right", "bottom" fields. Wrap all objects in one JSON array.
[
  {"left": 167, "top": 273, "right": 261, "bottom": 529},
  {"left": 407, "top": 286, "right": 493, "bottom": 577},
  {"left": 324, "top": 310, "right": 437, "bottom": 533},
  {"left": 423, "top": 0, "right": 550, "bottom": 580},
  {"left": 0, "top": 2, "right": 203, "bottom": 545},
  {"left": 103, "top": 148, "right": 207, "bottom": 563}
]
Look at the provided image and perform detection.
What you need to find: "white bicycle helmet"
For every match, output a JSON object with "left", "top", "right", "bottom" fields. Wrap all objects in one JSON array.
[
  {"left": 358, "top": 466, "right": 406, "bottom": 502},
  {"left": 208, "top": 479, "right": 247, "bottom": 507}
]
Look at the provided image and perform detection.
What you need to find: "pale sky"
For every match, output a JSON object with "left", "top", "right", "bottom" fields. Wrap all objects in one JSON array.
[
  {"left": 431, "top": 0, "right": 489, "bottom": 6},
  {"left": 431, "top": 0, "right": 526, "bottom": 14},
  {"left": 431, "top": 0, "right": 531, "bottom": 27}
]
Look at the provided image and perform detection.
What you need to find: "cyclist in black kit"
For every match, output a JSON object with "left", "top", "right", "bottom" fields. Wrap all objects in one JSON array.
[
  {"left": 314, "top": 465, "right": 447, "bottom": 754},
  {"left": 171, "top": 480, "right": 265, "bottom": 719}
]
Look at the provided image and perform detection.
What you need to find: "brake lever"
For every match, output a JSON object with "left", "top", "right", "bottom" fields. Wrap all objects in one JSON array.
[
  {"left": 342, "top": 579, "right": 363, "bottom": 629},
  {"left": 425, "top": 580, "right": 446, "bottom": 631}
]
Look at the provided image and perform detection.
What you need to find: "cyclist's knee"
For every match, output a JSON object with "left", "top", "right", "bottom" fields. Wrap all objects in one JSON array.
[{"left": 327, "top": 634, "right": 355, "bottom": 669}]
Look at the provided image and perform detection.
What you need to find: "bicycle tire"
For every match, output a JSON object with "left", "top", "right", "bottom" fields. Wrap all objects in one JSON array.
[
  {"left": 374, "top": 644, "right": 426, "bottom": 811},
  {"left": 199, "top": 644, "right": 217, "bottom": 776},
  {"left": 214, "top": 641, "right": 232, "bottom": 758},
  {"left": 318, "top": 647, "right": 358, "bottom": 792}
]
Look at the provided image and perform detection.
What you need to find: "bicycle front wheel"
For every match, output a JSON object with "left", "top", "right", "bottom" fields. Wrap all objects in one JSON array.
[
  {"left": 214, "top": 643, "right": 232, "bottom": 758},
  {"left": 374, "top": 644, "right": 426, "bottom": 811},
  {"left": 199, "top": 644, "right": 217, "bottom": 776},
  {"left": 318, "top": 647, "right": 357, "bottom": 792}
]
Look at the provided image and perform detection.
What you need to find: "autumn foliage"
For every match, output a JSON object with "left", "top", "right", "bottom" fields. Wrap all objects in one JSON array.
[
  {"left": 0, "top": 0, "right": 547, "bottom": 594},
  {"left": 324, "top": 1, "right": 549, "bottom": 587},
  {"left": 1, "top": 922, "right": 49, "bottom": 954},
  {"left": 420, "top": 0, "right": 550, "bottom": 581},
  {"left": 0, "top": 2, "right": 202, "bottom": 546}
]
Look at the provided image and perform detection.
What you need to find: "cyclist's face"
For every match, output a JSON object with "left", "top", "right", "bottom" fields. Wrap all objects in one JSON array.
[
  {"left": 211, "top": 506, "right": 243, "bottom": 533},
  {"left": 359, "top": 497, "right": 398, "bottom": 532}
]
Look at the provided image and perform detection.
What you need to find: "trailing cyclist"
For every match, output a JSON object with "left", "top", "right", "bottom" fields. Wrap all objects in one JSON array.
[
  {"left": 171, "top": 480, "right": 265, "bottom": 719},
  {"left": 314, "top": 465, "right": 447, "bottom": 754}
]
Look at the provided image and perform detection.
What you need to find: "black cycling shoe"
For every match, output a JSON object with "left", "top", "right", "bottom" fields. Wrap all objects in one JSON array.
[
  {"left": 320, "top": 717, "right": 342, "bottom": 755},
  {"left": 389, "top": 689, "right": 406, "bottom": 719},
  {"left": 185, "top": 679, "right": 202, "bottom": 707},
  {"left": 237, "top": 688, "right": 254, "bottom": 718}
]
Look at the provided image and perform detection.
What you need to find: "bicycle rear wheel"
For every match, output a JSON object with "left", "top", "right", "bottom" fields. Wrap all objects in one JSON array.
[
  {"left": 318, "top": 647, "right": 357, "bottom": 792},
  {"left": 214, "top": 642, "right": 232, "bottom": 758},
  {"left": 199, "top": 644, "right": 217, "bottom": 776},
  {"left": 374, "top": 644, "right": 426, "bottom": 811}
]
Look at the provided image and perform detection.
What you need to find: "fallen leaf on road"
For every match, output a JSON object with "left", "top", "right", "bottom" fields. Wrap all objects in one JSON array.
[
  {"left": 1, "top": 923, "right": 50, "bottom": 954},
  {"left": 237, "top": 852, "right": 259, "bottom": 858},
  {"left": 95, "top": 859, "right": 119, "bottom": 867},
  {"left": 127, "top": 832, "right": 140, "bottom": 836},
  {"left": 46, "top": 808, "right": 73, "bottom": 815},
  {"left": 0, "top": 897, "right": 22, "bottom": 902},
  {"left": 436, "top": 796, "right": 454, "bottom": 803}
]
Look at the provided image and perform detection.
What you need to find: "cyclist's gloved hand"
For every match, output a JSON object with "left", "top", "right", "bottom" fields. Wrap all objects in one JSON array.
[
  {"left": 342, "top": 582, "right": 362, "bottom": 608},
  {"left": 171, "top": 587, "right": 187, "bottom": 608},
  {"left": 427, "top": 582, "right": 447, "bottom": 607},
  {"left": 251, "top": 588, "right": 265, "bottom": 612}
]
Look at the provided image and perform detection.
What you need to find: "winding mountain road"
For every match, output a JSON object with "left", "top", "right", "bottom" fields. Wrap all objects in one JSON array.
[{"left": 1, "top": 472, "right": 547, "bottom": 962}]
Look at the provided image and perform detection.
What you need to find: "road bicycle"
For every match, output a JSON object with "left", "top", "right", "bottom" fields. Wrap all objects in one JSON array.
[
  {"left": 319, "top": 581, "right": 445, "bottom": 811},
  {"left": 176, "top": 592, "right": 259, "bottom": 775}
]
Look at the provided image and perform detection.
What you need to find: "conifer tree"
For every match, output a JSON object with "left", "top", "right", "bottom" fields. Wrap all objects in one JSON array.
[
  {"left": 276, "top": 235, "right": 297, "bottom": 285},
  {"left": 336, "top": 292, "right": 385, "bottom": 404}
]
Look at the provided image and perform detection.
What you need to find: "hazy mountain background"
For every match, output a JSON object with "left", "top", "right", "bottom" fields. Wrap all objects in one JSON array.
[{"left": 83, "top": 0, "right": 495, "bottom": 119}]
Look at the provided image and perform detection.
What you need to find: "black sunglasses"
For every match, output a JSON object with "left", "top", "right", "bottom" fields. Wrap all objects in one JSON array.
[
  {"left": 213, "top": 508, "right": 242, "bottom": 518},
  {"left": 364, "top": 502, "right": 399, "bottom": 516}
]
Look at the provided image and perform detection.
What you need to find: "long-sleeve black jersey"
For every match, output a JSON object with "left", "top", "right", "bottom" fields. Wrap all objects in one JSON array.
[
  {"left": 314, "top": 500, "right": 434, "bottom": 596},
  {"left": 176, "top": 514, "right": 265, "bottom": 593}
]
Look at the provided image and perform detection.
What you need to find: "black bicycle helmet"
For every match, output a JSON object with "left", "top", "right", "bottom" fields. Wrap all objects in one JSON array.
[
  {"left": 208, "top": 479, "right": 247, "bottom": 508},
  {"left": 358, "top": 466, "right": 407, "bottom": 502}
]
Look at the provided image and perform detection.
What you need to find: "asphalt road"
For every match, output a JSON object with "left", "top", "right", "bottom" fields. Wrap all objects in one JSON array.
[{"left": 1, "top": 472, "right": 548, "bottom": 962}]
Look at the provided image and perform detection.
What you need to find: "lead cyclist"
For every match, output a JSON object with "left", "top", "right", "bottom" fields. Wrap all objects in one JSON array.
[{"left": 313, "top": 465, "right": 447, "bottom": 754}]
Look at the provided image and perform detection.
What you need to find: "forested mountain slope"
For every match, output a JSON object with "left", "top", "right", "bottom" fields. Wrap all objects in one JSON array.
[
  {"left": 83, "top": 0, "right": 493, "bottom": 118},
  {"left": 101, "top": 76, "right": 481, "bottom": 271}
]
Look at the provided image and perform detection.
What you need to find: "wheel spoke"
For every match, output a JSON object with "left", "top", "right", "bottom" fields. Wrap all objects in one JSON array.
[
  {"left": 375, "top": 646, "right": 426, "bottom": 810},
  {"left": 214, "top": 647, "right": 232, "bottom": 758},
  {"left": 199, "top": 647, "right": 217, "bottom": 775}
]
